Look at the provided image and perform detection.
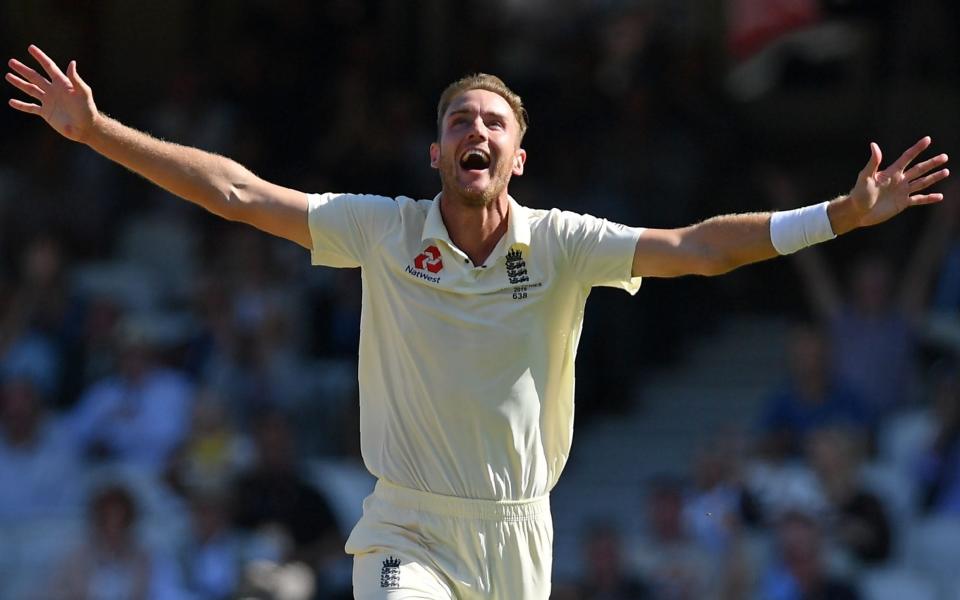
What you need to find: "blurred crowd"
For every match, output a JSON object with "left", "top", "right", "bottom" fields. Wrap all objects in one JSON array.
[
  {"left": 553, "top": 312, "right": 960, "bottom": 599},
  {"left": 2, "top": 0, "right": 960, "bottom": 598}
]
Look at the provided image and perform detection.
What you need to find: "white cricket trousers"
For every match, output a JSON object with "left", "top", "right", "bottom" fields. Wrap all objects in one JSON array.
[{"left": 347, "top": 479, "right": 553, "bottom": 599}]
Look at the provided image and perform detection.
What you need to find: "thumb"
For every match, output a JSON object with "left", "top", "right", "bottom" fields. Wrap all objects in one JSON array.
[{"left": 862, "top": 142, "right": 882, "bottom": 178}]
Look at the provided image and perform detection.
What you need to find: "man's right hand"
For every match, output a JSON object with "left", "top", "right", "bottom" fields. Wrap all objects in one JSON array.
[
  {"left": 6, "top": 44, "right": 313, "bottom": 249},
  {"left": 6, "top": 45, "right": 98, "bottom": 143}
]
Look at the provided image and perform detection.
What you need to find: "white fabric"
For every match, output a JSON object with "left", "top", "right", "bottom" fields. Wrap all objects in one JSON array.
[
  {"left": 769, "top": 201, "right": 836, "bottom": 255},
  {"left": 348, "top": 479, "right": 552, "bottom": 599},
  {"left": 308, "top": 193, "right": 642, "bottom": 501}
]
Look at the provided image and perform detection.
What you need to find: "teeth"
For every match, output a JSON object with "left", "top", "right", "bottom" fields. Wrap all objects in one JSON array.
[{"left": 460, "top": 149, "right": 490, "bottom": 168}]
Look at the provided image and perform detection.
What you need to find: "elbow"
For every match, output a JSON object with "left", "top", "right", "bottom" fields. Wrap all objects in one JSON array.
[
  {"left": 217, "top": 174, "right": 259, "bottom": 223},
  {"left": 218, "top": 184, "right": 247, "bottom": 221},
  {"left": 214, "top": 163, "right": 258, "bottom": 222}
]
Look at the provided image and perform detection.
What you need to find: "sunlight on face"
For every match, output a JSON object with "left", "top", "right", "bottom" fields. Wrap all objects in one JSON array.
[{"left": 431, "top": 89, "right": 526, "bottom": 207}]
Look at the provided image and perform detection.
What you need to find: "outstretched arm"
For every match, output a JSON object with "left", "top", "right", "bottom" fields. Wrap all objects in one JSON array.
[
  {"left": 6, "top": 45, "right": 310, "bottom": 248},
  {"left": 632, "top": 138, "right": 950, "bottom": 278}
]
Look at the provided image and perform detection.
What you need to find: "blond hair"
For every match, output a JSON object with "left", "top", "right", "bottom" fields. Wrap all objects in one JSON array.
[{"left": 436, "top": 73, "right": 529, "bottom": 142}]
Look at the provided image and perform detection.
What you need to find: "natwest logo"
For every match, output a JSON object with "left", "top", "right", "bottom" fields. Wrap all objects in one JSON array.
[{"left": 413, "top": 245, "right": 443, "bottom": 273}]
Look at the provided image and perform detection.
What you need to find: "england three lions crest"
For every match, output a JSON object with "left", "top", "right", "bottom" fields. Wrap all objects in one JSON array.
[{"left": 380, "top": 556, "right": 401, "bottom": 588}]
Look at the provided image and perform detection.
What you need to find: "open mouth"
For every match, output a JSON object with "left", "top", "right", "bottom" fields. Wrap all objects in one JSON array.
[{"left": 459, "top": 149, "right": 491, "bottom": 172}]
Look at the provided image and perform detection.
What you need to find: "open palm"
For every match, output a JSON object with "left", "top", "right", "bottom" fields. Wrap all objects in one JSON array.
[
  {"left": 5, "top": 45, "right": 97, "bottom": 143},
  {"left": 850, "top": 137, "right": 950, "bottom": 228}
]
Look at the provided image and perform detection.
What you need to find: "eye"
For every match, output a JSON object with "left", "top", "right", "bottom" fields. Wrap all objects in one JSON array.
[{"left": 487, "top": 120, "right": 505, "bottom": 130}]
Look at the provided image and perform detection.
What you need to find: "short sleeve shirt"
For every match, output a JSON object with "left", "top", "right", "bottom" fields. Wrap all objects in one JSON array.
[{"left": 308, "top": 193, "right": 642, "bottom": 500}]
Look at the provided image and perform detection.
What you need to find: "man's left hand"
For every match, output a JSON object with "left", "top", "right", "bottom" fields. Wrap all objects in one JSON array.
[{"left": 848, "top": 136, "right": 950, "bottom": 230}]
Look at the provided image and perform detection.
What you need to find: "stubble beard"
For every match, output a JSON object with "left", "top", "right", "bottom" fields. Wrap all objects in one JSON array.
[{"left": 439, "top": 153, "right": 512, "bottom": 208}]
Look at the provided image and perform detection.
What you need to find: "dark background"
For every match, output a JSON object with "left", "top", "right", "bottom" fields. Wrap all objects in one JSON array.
[{"left": 2, "top": 1, "right": 960, "bottom": 598}]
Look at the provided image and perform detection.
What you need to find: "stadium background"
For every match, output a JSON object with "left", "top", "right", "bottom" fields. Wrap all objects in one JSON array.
[{"left": 2, "top": 0, "right": 960, "bottom": 598}]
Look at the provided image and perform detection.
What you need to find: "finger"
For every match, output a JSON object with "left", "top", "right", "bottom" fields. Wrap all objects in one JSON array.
[
  {"left": 909, "top": 168, "right": 950, "bottom": 193},
  {"left": 5, "top": 72, "right": 45, "bottom": 101},
  {"left": 905, "top": 153, "right": 949, "bottom": 181},
  {"left": 8, "top": 58, "right": 50, "bottom": 89},
  {"left": 909, "top": 193, "right": 944, "bottom": 206},
  {"left": 66, "top": 60, "right": 91, "bottom": 94},
  {"left": 861, "top": 142, "right": 882, "bottom": 177},
  {"left": 8, "top": 98, "right": 42, "bottom": 115},
  {"left": 891, "top": 136, "right": 932, "bottom": 173},
  {"left": 27, "top": 44, "right": 70, "bottom": 86}
]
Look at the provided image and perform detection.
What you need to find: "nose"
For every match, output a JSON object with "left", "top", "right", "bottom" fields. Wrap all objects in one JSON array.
[{"left": 465, "top": 116, "right": 488, "bottom": 140}]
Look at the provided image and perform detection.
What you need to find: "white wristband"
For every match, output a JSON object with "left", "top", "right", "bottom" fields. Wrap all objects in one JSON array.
[{"left": 769, "top": 201, "right": 837, "bottom": 255}]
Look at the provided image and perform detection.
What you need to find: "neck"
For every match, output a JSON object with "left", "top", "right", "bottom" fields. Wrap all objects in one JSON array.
[{"left": 439, "top": 191, "right": 510, "bottom": 266}]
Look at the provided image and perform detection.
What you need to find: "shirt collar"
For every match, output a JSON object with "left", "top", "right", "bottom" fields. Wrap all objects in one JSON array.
[{"left": 422, "top": 193, "right": 531, "bottom": 258}]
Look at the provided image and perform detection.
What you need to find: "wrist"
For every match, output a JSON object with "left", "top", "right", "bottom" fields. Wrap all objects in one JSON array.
[
  {"left": 769, "top": 201, "right": 837, "bottom": 255},
  {"left": 81, "top": 112, "right": 108, "bottom": 148},
  {"left": 826, "top": 195, "right": 863, "bottom": 236}
]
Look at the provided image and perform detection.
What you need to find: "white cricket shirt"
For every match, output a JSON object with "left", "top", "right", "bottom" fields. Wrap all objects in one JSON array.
[{"left": 308, "top": 193, "right": 642, "bottom": 501}]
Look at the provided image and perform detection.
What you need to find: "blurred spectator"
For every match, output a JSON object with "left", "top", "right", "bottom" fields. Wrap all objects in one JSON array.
[
  {"left": 199, "top": 231, "right": 313, "bottom": 425},
  {"left": 765, "top": 170, "right": 949, "bottom": 418},
  {"left": 725, "top": 0, "right": 873, "bottom": 100},
  {"left": 806, "top": 428, "right": 892, "bottom": 565},
  {"left": 181, "top": 268, "right": 233, "bottom": 382},
  {"left": 0, "top": 373, "right": 81, "bottom": 520},
  {"left": 201, "top": 321, "right": 309, "bottom": 430},
  {"left": 744, "top": 455, "right": 827, "bottom": 535},
  {"left": 231, "top": 410, "right": 343, "bottom": 573},
  {"left": 681, "top": 437, "right": 764, "bottom": 598},
  {"left": 166, "top": 389, "right": 254, "bottom": 497},
  {"left": 49, "top": 483, "right": 153, "bottom": 600},
  {"left": 577, "top": 521, "right": 650, "bottom": 600},
  {"left": 757, "top": 510, "right": 860, "bottom": 600},
  {"left": 924, "top": 186, "right": 960, "bottom": 349},
  {"left": 726, "top": 0, "right": 821, "bottom": 63},
  {"left": 0, "top": 4, "right": 957, "bottom": 599},
  {"left": 67, "top": 317, "right": 195, "bottom": 472},
  {"left": 0, "top": 234, "right": 80, "bottom": 403},
  {"left": 235, "top": 559, "right": 318, "bottom": 600},
  {"left": 76, "top": 295, "right": 125, "bottom": 391},
  {"left": 630, "top": 476, "right": 714, "bottom": 599},
  {"left": 685, "top": 434, "right": 761, "bottom": 555},
  {"left": 821, "top": 256, "right": 921, "bottom": 415},
  {"left": 153, "top": 490, "right": 245, "bottom": 600},
  {"left": 758, "top": 323, "right": 869, "bottom": 458},
  {"left": 916, "top": 362, "right": 960, "bottom": 516}
]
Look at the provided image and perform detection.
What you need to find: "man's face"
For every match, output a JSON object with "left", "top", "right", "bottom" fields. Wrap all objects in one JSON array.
[{"left": 430, "top": 89, "right": 526, "bottom": 206}]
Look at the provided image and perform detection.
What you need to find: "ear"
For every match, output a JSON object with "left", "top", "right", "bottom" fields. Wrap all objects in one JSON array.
[
  {"left": 430, "top": 142, "right": 440, "bottom": 169},
  {"left": 513, "top": 148, "right": 527, "bottom": 176}
]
